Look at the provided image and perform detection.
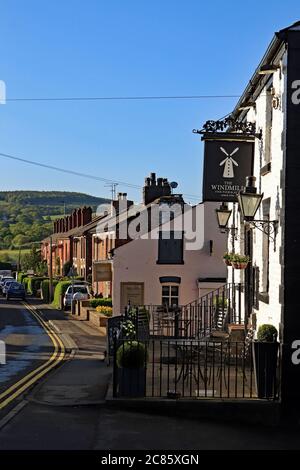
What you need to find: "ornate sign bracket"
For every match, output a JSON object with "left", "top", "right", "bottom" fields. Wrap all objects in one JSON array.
[{"left": 193, "top": 116, "right": 262, "bottom": 140}]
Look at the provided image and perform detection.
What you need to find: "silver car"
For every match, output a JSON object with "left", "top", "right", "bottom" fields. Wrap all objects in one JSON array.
[{"left": 63, "top": 284, "right": 91, "bottom": 308}]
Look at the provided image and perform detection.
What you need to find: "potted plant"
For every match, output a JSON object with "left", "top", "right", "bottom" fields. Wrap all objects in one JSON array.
[
  {"left": 116, "top": 341, "right": 148, "bottom": 397},
  {"left": 223, "top": 252, "right": 233, "bottom": 266},
  {"left": 231, "top": 254, "right": 250, "bottom": 270},
  {"left": 252, "top": 324, "right": 279, "bottom": 399},
  {"left": 121, "top": 319, "right": 136, "bottom": 339}
]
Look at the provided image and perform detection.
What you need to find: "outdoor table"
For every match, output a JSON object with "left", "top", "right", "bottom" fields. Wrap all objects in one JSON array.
[{"left": 162, "top": 337, "right": 229, "bottom": 388}]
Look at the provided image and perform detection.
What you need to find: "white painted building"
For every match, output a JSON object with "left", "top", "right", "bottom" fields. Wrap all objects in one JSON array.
[
  {"left": 112, "top": 202, "right": 227, "bottom": 314},
  {"left": 226, "top": 43, "right": 286, "bottom": 333}
]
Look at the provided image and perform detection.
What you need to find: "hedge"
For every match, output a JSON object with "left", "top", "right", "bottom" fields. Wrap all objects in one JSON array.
[
  {"left": 89, "top": 298, "right": 112, "bottom": 308},
  {"left": 41, "top": 279, "right": 59, "bottom": 303},
  {"left": 51, "top": 280, "right": 72, "bottom": 309},
  {"left": 27, "top": 277, "right": 47, "bottom": 296},
  {"left": 17, "top": 272, "right": 28, "bottom": 283},
  {"left": 22, "top": 277, "right": 31, "bottom": 293}
]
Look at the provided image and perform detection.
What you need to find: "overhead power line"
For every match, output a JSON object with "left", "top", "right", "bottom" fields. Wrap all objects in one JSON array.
[
  {"left": 0, "top": 152, "right": 201, "bottom": 201},
  {"left": 5, "top": 94, "right": 240, "bottom": 102}
]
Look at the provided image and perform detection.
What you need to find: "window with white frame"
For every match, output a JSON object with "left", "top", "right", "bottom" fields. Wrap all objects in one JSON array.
[{"left": 161, "top": 284, "right": 179, "bottom": 307}]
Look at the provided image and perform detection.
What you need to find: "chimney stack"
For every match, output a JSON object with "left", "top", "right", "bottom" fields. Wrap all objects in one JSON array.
[{"left": 143, "top": 172, "right": 172, "bottom": 205}]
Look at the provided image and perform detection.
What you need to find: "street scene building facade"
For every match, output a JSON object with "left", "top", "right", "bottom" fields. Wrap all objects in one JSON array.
[
  {"left": 39, "top": 22, "right": 300, "bottom": 411},
  {"left": 5, "top": 20, "right": 300, "bottom": 453}
]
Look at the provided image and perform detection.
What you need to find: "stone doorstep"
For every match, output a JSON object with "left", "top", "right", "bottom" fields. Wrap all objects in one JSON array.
[{"left": 228, "top": 324, "right": 245, "bottom": 331}]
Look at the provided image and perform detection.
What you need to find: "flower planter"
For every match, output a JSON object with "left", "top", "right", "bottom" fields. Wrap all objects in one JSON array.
[
  {"left": 252, "top": 341, "right": 279, "bottom": 398},
  {"left": 117, "top": 367, "right": 146, "bottom": 397},
  {"left": 99, "top": 313, "right": 109, "bottom": 327},
  {"left": 223, "top": 259, "right": 232, "bottom": 267},
  {"left": 232, "top": 262, "right": 248, "bottom": 270}
]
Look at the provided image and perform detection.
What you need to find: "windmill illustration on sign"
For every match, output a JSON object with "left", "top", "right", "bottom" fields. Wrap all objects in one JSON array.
[{"left": 219, "top": 147, "right": 239, "bottom": 178}]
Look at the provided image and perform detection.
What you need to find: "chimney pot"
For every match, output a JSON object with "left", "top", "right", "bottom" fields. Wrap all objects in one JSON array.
[{"left": 150, "top": 172, "right": 156, "bottom": 186}]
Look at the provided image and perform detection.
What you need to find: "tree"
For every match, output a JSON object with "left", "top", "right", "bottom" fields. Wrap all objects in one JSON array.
[
  {"left": 12, "top": 234, "right": 30, "bottom": 247},
  {"left": 0, "top": 253, "right": 10, "bottom": 263},
  {"left": 36, "top": 260, "right": 48, "bottom": 277},
  {"left": 21, "top": 246, "right": 42, "bottom": 272}
]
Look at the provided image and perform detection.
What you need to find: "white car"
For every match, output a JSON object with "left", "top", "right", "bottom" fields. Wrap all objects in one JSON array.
[
  {"left": 0, "top": 277, "right": 14, "bottom": 293},
  {"left": 2, "top": 279, "right": 15, "bottom": 296},
  {"left": 63, "top": 284, "right": 91, "bottom": 308}
]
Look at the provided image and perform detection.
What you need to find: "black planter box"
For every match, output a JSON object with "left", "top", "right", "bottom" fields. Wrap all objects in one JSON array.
[
  {"left": 118, "top": 367, "right": 146, "bottom": 397},
  {"left": 253, "top": 341, "right": 279, "bottom": 399}
]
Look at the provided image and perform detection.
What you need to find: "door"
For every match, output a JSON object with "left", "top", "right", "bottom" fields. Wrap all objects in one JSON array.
[{"left": 121, "top": 282, "right": 144, "bottom": 312}]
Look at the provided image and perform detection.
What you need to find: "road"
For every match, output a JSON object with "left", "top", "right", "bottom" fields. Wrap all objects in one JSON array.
[{"left": 0, "top": 297, "right": 64, "bottom": 418}]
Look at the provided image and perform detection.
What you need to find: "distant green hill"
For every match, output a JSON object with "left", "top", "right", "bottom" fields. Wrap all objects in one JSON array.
[
  {"left": 0, "top": 190, "right": 109, "bottom": 207},
  {"left": 0, "top": 191, "right": 110, "bottom": 255}
]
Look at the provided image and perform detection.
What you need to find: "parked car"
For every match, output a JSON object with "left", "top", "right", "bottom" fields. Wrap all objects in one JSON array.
[
  {"left": 2, "top": 279, "right": 15, "bottom": 297},
  {"left": 0, "top": 276, "right": 14, "bottom": 294},
  {"left": 6, "top": 282, "right": 26, "bottom": 301},
  {"left": 63, "top": 284, "right": 91, "bottom": 308}
]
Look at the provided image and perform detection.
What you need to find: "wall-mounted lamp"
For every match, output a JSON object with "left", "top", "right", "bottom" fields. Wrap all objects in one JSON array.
[
  {"left": 237, "top": 176, "right": 278, "bottom": 242},
  {"left": 215, "top": 202, "right": 232, "bottom": 231},
  {"left": 258, "top": 64, "right": 280, "bottom": 75},
  {"left": 215, "top": 202, "right": 240, "bottom": 241},
  {"left": 237, "top": 176, "right": 263, "bottom": 221}
]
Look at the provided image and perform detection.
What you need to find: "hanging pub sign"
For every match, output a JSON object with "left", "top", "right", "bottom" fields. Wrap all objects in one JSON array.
[{"left": 202, "top": 138, "right": 254, "bottom": 202}]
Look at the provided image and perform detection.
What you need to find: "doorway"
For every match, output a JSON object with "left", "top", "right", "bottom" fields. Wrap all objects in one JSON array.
[{"left": 120, "top": 282, "right": 144, "bottom": 312}]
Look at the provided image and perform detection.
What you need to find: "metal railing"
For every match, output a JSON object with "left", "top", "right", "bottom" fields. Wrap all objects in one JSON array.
[
  {"left": 133, "top": 283, "right": 244, "bottom": 339},
  {"left": 113, "top": 338, "right": 279, "bottom": 400}
]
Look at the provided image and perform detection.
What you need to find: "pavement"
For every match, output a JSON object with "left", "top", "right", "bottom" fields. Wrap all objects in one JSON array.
[{"left": 29, "top": 300, "right": 111, "bottom": 406}]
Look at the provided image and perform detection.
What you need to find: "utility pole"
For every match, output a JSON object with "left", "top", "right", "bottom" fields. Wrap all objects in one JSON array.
[
  {"left": 49, "top": 236, "right": 53, "bottom": 302},
  {"left": 18, "top": 245, "right": 21, "bottom": 272}
]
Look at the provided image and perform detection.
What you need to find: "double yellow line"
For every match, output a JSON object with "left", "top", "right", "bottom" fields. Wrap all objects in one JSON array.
[{"left": 0, "top": 302, "right": 66, "bottom": 410}]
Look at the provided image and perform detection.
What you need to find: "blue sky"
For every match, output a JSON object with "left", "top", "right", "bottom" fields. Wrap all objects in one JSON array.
[{"left": 0, "top": 1, "right": 299, "bottom": 203}]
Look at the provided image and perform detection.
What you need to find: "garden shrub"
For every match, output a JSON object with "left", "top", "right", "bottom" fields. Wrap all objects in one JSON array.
[
  {"left": 27, "top": 277, "right": 47, "bottom": 296},
  {"left": 41, "top": 279, "right": 59, "bottom": 303},
  {"left": 116, "top": 341, "right": 147, "bottom": 369},
  {"left": 257, "top": 324, "right": 278, "bottom": 342},
  {"left": 51, "top": 280, "right": 73, "bottom": 309},
  {"left": 17, "top": 272, "right": 27, "bottom": 284},
  {"left": 89, "top": 298, "right": 112, "bottom": 308},
  {"left": 22, "top": 277, "right": 31, "bottom": 293}
]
